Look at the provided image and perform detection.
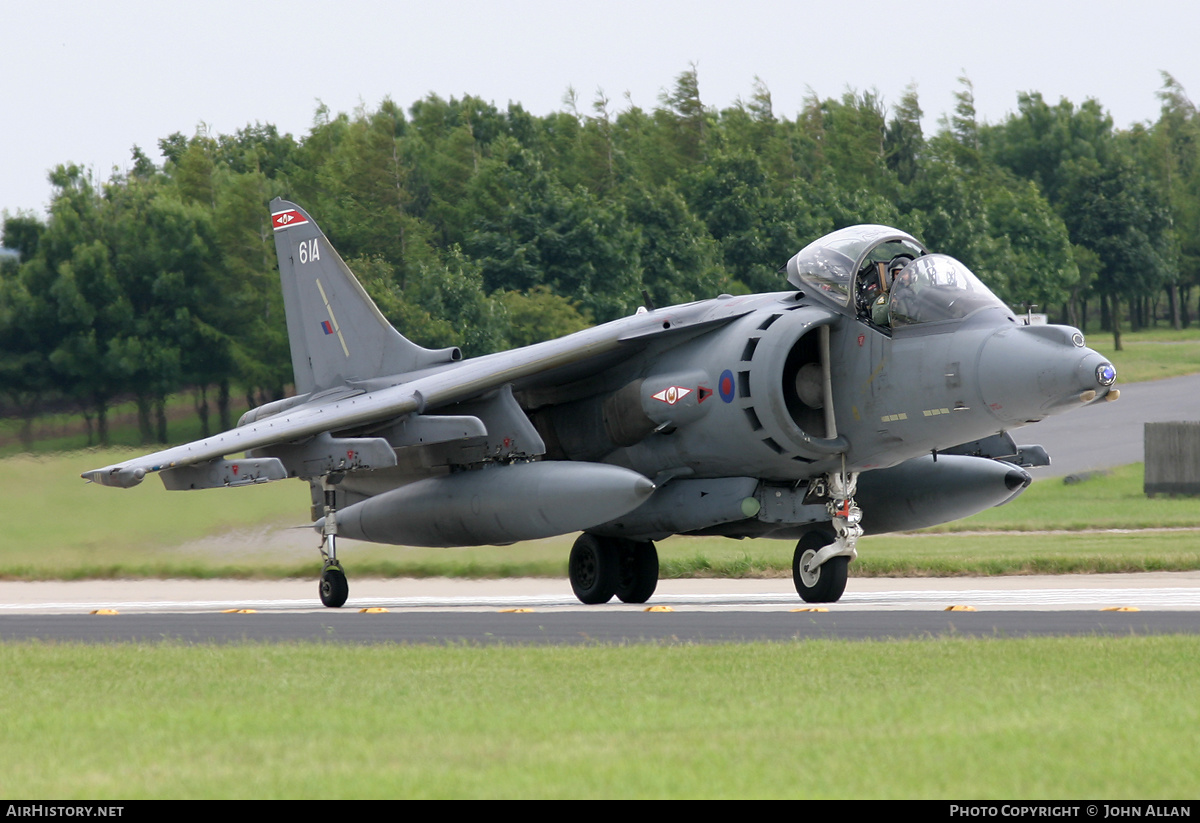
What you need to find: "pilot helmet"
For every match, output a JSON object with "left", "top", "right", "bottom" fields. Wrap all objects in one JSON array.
[{"left": 888, "top": 255, "right": 914, "bottom": 285}]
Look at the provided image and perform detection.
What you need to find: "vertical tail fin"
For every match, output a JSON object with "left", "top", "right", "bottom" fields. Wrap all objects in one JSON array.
[{"left": 270, "top": 198, "right": 460, "bottom": 393}]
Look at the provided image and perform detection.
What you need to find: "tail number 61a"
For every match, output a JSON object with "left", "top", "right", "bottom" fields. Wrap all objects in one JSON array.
[{"left": 298, "top": 238, "right": 321, "bottom": 265}]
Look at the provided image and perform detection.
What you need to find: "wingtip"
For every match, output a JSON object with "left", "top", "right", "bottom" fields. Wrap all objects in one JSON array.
[{"left": 82, "top": 466, "right": 147, "bottom": 489}]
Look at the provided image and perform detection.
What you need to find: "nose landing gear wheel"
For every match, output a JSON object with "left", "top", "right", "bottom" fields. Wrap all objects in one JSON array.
[
  {"left": 319, "top": 564, "right": 349, "bottom": 608},
  {"left": 793, "top": 532, "right": 848, "bottom": 603}
]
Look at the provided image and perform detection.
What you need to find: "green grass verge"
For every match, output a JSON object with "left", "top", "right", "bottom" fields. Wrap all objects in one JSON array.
[
  {"left": 0, "top": 393, "right": 256, "bottom": 459},
  {"left": 927, "top": 463, "right": 1200, "bottom": 532},
  {"left": 13, "top": 528, "right": 1196, "bottom": 581},
  {"left": 5, "top": 452, "right": 1200, "bottom": 580},
  {"left": 1084, "top": 325, "right": 1200, "bottom": 382},
  {"left": 1, "top": 637, "right": 1196, "bottom": 798},
  {"left": 656, "top": 529, "right": 1200, "bottom": 578},
  {"left": 4, "top": 450, "right": 301, "bottom": 568},
  {"left": 851, "top": 530, "right": 1200, "bottom": 576}
]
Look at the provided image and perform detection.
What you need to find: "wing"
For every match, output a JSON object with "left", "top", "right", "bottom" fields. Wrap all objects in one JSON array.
[{"left": 82, "top": 200, "right": 753, "bottom": 489}]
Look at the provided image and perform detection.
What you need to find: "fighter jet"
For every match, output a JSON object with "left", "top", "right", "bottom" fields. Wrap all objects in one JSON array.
[{"left": 83, "top": 200, "right": 1119, "bottom": 608}]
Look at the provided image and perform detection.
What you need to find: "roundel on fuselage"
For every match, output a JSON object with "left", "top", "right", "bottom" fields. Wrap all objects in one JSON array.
[{"left": 718, "top": 369, "right": 735, "bottom": 403}]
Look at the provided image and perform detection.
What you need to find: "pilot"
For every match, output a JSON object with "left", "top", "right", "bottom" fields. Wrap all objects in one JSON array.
[
  {"left": 889, "top": 259, "right": 929, "bottom": 324},
  {"left": 871, "top": 256, "right": 913, "bottom": 326},
  {"left": 858, "top": 262, "right": 885, "bottom": 315}
]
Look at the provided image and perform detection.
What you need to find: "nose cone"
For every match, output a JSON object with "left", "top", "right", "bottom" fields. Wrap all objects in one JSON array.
[{"left": 977, "top": 325, "right": 1116, "bottom": 426}]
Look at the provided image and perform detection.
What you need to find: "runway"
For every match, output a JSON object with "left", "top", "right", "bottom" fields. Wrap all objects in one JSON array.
[
  {"left": 4, "top": 573, "right": 1200, "bottom": 613},
  {"left": 3, "top": 574, "right": 1198, "bottom": 642}
]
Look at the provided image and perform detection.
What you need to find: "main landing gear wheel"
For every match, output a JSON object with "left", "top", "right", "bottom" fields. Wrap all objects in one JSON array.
[
  {"left": 615, "top": 540, "right": 658, "bottom": 604},
  {"left": 793, "top": 532, "right": 848, "bottom": 603},
  {"left": 319, "top": 564, "right": 349, "bottom": 608},
  {"left": 569, "top": 533, "right": 619, "bottom": 604}
]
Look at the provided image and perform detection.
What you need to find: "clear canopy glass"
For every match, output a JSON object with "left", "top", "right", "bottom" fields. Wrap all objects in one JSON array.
[
  {"left": 785, "top": 225, "right": 1013, "bottom": 328},
  {"left": 786, "top": 225, "right": 926, "bottom": 305},
  {"left": 887, "top": 254, "right": 1014, "bottom": 327}
]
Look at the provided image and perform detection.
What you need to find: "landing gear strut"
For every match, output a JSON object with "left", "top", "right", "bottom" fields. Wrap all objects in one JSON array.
[
  {"left": 569, "top": 534, "right": 658, "bottom": 605},
  {"left": 793, "top": 468, "right": 861, "bottom": 603},
  {"left": 318, "top": 477, "right": 349, "bottom": 608}
]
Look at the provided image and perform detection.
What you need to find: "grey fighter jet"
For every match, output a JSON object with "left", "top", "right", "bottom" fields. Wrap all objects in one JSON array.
[{"left": 83, "top": 200, "right": 1119, "bottom": 607}]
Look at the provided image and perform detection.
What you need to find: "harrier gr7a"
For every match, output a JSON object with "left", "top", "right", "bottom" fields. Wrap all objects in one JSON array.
[{"left": 83, "top": 200, "right": 1119, "bottom": 607}]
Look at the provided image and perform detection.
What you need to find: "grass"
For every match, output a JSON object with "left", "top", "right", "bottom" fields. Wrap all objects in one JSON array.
[
  {"left": 0, "top": 637, "right": 1196, "bottom": 799},
  {"left": 926, "top": 463, "right": 1200, "bottom": 532},
  {"left": 4, "top": 450, "right": 301, "bottom": 570},
  {"left": 16, "top": 528, "right": 1192, "bottom": 581},
  {"left": 656, "top": 529, "right": 1200, "bottom": 578},
  {"left": 0, "top": 393, "right": 256, "bottom": 460},
  {"left": 1083, "top": 324, "right": 1200, "bottom": 382},
  {"left": 3, "top": 451, "right": 1200, "bottom": 580},
  {"left": 851, "top": 530, "right": 1200, "bottom": 576}
]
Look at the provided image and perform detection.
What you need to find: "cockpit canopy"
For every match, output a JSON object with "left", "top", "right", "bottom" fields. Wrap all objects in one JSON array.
[
  {"left": 887, "top": 254, "right": 1014, "bottom": 328},
  {"left": 786, "top": 225, "right": 925, "bottom": 302},
  {"left": 784, "top": 224, "right": 1015, "bottom": 328}
]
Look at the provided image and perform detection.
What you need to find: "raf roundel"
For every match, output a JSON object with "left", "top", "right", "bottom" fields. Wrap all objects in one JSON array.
[{"left": 718, "top": 369, "right": 735, "bottom": 403}]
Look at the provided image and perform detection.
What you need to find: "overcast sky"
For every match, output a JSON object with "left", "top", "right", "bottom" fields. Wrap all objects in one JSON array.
[{"left": 3, "top": 0, "right": 1198, "bottom": 219}]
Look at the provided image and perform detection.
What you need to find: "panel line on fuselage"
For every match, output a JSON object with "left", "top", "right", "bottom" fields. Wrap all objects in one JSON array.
[{"left": 315, "top": 277, "right": 350, "bottom": 358}]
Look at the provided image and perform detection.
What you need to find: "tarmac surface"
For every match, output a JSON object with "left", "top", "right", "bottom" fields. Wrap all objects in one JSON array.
[
  {"left": 4, "top": 573, "right": 1200, "bottom": 614},
  {"left": 2, "top": 574, "right": 1198, "bottom": 642}
]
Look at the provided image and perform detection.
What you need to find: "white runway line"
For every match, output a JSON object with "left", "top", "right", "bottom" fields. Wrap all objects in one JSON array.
[
  {"left": 839, "top": 588, "right": 1200, "bottom": 609},
  {"left": 3, "top": 587, "right": 1200, "bottom": 613}
]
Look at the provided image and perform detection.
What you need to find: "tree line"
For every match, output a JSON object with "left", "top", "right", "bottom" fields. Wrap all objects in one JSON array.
[{"left": 3, "top": 68, "right": 1198, "bottom": 447}]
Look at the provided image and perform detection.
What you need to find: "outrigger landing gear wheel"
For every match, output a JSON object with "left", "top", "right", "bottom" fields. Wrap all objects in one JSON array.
[
  {"left": 569, "top": 533, "right": 619, "bottom": 604},
  {"left": 319, "top": 564, "right": 349, "bottom": 608},
  {"left": 793, "top": 531, "right": 849, "bottom": 603},
  {"left": 317, "top": 476, "right": 348, "bottom": 608}
]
